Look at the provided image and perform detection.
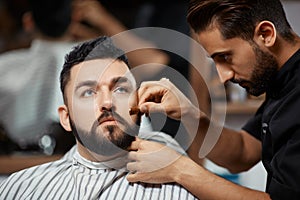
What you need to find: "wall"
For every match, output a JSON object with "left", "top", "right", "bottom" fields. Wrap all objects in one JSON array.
[{"left": 283, "top": 1, "right": 300, "bottom": 35}]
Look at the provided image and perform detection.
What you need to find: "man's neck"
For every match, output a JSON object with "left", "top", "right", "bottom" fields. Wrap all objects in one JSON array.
[{"left": 76, "top": 142, "right": 129, "bottom": 169}]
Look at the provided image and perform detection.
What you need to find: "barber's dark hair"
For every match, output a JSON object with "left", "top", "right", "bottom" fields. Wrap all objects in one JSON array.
[
  {"left": 187, "top": 0, "right": 295, "bottom": 42},
  {"left": 28, "top": 0, "right": 71, "bottom": 37},
  {"left": 60, "top": 36, "right": 129, "bottom": 103}
]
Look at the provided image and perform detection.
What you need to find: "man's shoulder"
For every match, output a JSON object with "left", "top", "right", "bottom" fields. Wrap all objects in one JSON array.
[
  {"left": 0, "top": 48, "right": 30, "bottom": 65},
  {"left": 0, "top": 47, "right": 36, "bottom": 80},
  {"left": 0, "top": 156, "right": 72, "bottom": 197}
]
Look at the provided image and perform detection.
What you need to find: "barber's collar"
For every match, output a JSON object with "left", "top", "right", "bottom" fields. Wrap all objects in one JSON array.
[{"left": 267, "top": 48, "right": 300, "bottom": 99}]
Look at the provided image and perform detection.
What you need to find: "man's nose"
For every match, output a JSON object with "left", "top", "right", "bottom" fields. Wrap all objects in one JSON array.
[
  {"left": 97, "top": 92, "right": 113, "bottom": 111},
  {"left": 216, "top": 65, "right": 234, "bottom": 84}
]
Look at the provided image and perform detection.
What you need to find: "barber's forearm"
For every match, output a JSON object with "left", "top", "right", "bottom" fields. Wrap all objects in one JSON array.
[
  {"left": 180, "top": 104, "right": 206, "bottom": 143},
  {"left": 206, "top": 128, "right": 261, "bottom": 173},
  {"left": 182, "top": 110, "right": 255, "bottom": 172},
  {"left": 173, "top": 156, "right": 271, "bottom": 200},
  {"left": 96, "top": 11, "right": 169, "bottom": 68}
]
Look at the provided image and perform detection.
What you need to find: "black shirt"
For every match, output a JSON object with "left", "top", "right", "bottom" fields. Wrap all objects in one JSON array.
[{"left": 243, "top": 49, "right": 300, "bottom": 200}]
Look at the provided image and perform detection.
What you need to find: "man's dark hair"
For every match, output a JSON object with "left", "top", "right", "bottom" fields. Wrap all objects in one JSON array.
[
  {"left": 60, "top": 36, "right": 130, "bottom": 103},
  {"left": 28, "top": 0, "right": 71, "bottom": 37},
  {"left": 187, "top": 0, "right": 295, "bottom": 42}
]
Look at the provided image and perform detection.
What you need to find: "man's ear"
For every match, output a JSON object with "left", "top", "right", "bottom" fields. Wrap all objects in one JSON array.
[
  {"left": 254, "top": 21, "right": 276, "bottom": 47},
  {"left": 58, "top": 105, "right": 72, "bottom": 131}
]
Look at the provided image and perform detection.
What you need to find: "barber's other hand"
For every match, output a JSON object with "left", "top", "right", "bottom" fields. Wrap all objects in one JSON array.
[
  {"left": 72, "top": 0, "right": 109, "bottom": 28},
  {"left": 138, "top": 78, "right": 199, "bottom": 121},
  {"left": 127, "top": 138, "right": 184, "bottom": 183},
  {"left": 70, "top": 0, "right": 114, "bottom": 40}
]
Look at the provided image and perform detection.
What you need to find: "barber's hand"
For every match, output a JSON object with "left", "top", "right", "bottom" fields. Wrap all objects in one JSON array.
[
  {"left": 127, "top": 138, "right": 184, "bottom": 183},
  {"left": 72, "top": 0, "right": 108, "bottom": 28},
  {"left": 70, "top": 0, "right": 114, "bottom": 40},
  {"left": 138, "top": 78, "right": 199, "bottom": 121}
]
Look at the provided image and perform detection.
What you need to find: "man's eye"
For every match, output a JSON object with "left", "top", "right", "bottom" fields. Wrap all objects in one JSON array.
[
  {"left": 114, "top": 87, "right": 129, "bottom": 94},
  {"left": 81, "top": 89, "right": 96, "bottom": 97}
]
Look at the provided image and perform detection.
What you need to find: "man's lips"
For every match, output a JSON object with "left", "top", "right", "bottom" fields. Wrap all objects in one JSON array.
[{"left": 98, "top": 117, "right": 117, "bottom": 125}]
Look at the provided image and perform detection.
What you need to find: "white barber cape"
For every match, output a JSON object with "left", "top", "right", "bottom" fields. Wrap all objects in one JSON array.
[{"left": 0, "top": 127, "right": 198, "bottom": 200}]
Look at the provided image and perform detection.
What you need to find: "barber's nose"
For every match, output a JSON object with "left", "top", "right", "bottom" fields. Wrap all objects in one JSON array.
[{"left": 216, "top": 65, "right": 234, "bottom": 84}]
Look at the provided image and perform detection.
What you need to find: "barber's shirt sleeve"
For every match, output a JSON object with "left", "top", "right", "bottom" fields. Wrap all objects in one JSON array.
[{"left": 242, "top": 102, "right": 265, "bottom": 141}]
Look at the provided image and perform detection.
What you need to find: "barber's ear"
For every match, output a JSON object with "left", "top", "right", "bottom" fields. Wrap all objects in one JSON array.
[
  {"left": 254, "top": 21, "right": 276, "bottom": 47},
  {"left": 22, "top": 12, "right": 35, "bottom": 33},
  {"left": 58, "top": 105, "right": 72, "bottom": 131}
]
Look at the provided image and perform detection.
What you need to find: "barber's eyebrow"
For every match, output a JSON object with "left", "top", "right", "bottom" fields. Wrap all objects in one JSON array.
[
  {"left": 210, "top": 52, "right": 223, "bottom": 59},
  {"left": 210, "top": 50, "right": 232, "bottom": 59},
  {"left": 75, "top": 80, "right": 98, "bottom": 91}
]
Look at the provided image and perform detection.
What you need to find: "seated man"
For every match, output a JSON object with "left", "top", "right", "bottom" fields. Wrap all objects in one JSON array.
[{"left": 0, "top": 36, "right": 197, "bottom": 200}]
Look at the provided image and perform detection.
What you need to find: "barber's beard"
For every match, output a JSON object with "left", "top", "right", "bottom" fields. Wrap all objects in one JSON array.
[
  {"left": 232, "top": 44, "right": 278, "bottom": 96},
  {"left": 70, "top": 111, "right": 140, "bottom": 156}
]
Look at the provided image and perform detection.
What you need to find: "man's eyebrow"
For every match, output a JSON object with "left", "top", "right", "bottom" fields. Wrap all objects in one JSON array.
[
  {"left": 111, "top": 77, "right": 131, "bottom": 85},
  {"left": 75, "top": 77, "right": 132, "bottom": 91},
  {"left": 75, "top": 80, "right": 98, "bottom": 91}
]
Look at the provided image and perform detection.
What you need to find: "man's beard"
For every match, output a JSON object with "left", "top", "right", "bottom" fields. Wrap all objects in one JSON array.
[
  {"left": 232, "top": 44, "right": 278, "bottom": 96},
  {"left": 70, "top": 110, "right": 140, "bottom": 156}
]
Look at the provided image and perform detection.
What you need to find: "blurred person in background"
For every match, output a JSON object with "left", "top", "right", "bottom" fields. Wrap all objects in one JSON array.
[
  {"left": 0, "top": 0, "right": 32, "bottom": 53},
  {"left": 0, "top": 0, "right": 76, "bottom": 154},
  {"left": 70, "top": 0, "right": 170, "bottom": 80}
]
